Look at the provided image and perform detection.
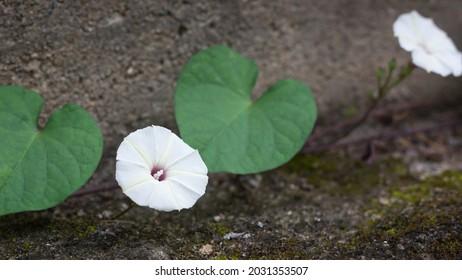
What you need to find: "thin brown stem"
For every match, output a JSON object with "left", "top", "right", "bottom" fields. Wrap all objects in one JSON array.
[
  {"left": 308, "top": 61, "right": 415, "bottom": 146},
  {"left": 111, "top": 202, "right": 137, "bottom": 220},
  {"left": 72, "top": 183, "right": 118, "bottom": 197},
  {"left": 302, "top": 119, "right": 461, "bottom": 153},
  {"left": 308, "top": 96, "right": 456, "bottom": 144},
  {"left": 325, "top": 94, "right": 382, "bottom": 144}
]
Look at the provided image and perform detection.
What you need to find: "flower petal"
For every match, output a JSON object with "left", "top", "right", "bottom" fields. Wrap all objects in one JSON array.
[
  {"left": 147, "top": 181, "right": 182, "bottom": 211},
  {"left": 116, "top": 139, "right": 146, "bottom": 165},
  {"left": 158, "top": 131, "right": 196, "bottom": 168},
  {"left": 115, "top": 160, "right": 151, "bottom": 191},
  {"left": 429, "top": 35, "right": 460, "bottom": 53},
  {"left": 124, "top": 180, "right": 159, "bottom": 207},
  {"left": 115, "top": 125, "right": 209, "bottom": 211},
  {"left": 151, "top": 126, "right": 175, "bottom": 166},
  {"left": 393, "top": 11, "right": 423, "bottom": 52},
  {"left": 160, "top": 175, "right": 208, "bottom": 210},
  {"left": 167, "top": 150, "right": 208, "bottom": 175},
  {"left": 168, "top": 174, "right": 208, "bottom": 196},
  {"left": 433, "top": 50, "right": 462, "bottom": 77},
  {"left": 394, "top": 10, "right": 462, "bottom": 77},
  {"left": 412, "top": 48, "right": 452, "bottom": 77},
  {"left": 121, "top": 126, "right": 172, "bottom": 168}
]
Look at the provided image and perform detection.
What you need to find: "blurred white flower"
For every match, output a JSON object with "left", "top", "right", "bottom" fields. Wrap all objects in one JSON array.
[
  {"left": 115, "top": 125, "right": 208, "bottom": 211},
  {"left": 393, "top": 10, "right": 462, "bottom": 77}
]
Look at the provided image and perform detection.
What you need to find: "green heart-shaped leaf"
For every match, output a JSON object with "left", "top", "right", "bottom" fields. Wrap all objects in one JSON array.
[
  {"left": 175, "top": 46, "right": 317, "bottom": 173},
  {"left": 0, "top": 86, "right": 103, "bottom": 215}
]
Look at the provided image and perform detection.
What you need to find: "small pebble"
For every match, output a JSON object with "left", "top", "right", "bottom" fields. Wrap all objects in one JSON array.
[
  {"left": 223, "top": 232, "right": 248, "bottom": 240},
  {"left": 199, "top": 244, "right": 213, "bottom": 256}
]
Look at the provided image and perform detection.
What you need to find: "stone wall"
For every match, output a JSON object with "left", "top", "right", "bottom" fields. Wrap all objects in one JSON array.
[{"left": 1, "top": 0, "right": 461, "bottom": 181}]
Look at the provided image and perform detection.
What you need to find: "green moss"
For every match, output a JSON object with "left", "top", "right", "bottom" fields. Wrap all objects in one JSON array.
[
  {"left": 340, "top": 170, "right": 462, "bottom": 259},
  {"left": 285, "top": 154, "right": 412, "bottom": 195},
  {"left": 1, "top": 154, "right": 460, "bottom": 260},
  {"left": 210, "top": 245, "right": 243, "bottom": 260},
  {"left": 391, "top": 184, "right": 431, "bottom": 204},
  {"left": 211, "top": 254, "right": 233, "bottom": 260},
  {"left": 84, "top": 225, "right": 97, "bottom": 235},
  {"left": 422, "top": 171, "right": 462, "bottom": 190},
  {"left": 385, "top": 228, "right": 397, "bottom": 236},
  {"left": 209, "top": 222, "right": 230, "bottom": 237},
  {"left": 21, "top": 240, "right": 32, "bottom": 251},
  {"left": 433, "top": 238, "right": 462, "bottom": 259}
]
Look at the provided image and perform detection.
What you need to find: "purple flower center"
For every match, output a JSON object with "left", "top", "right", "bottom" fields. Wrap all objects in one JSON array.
[{"left": 151, "top": 167, "right": 166, "bottom": 181}]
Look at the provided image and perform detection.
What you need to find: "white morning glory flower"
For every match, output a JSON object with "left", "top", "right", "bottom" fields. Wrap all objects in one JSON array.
[
  {"left": 115, "top": 125, "right": 208, "bottom": 211},
  {"left": 393, "top": 10, "right": 462, "bottom": 77}
]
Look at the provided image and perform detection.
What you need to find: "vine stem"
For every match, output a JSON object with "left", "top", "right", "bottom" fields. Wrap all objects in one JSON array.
[
  {"left": 73, "top": 183, "right": 118, "bottom": 197},
  {"left": 308, "top": 61, "right": 415, "bottom": 145},
  {"left": 306, "top": 95, "right": 451, "bottom": 144},
  {"left": 69, "top": 62, "right": 460, "bottom": 198},
  {"left": 70, "top": 116, "right": 461, "bottom": 198},
  {"left": 110, "top": 202, "right": 137, "bottom": 220},
  {"left": 302, "top": 119, "right": 462, "bottom": 153}
]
